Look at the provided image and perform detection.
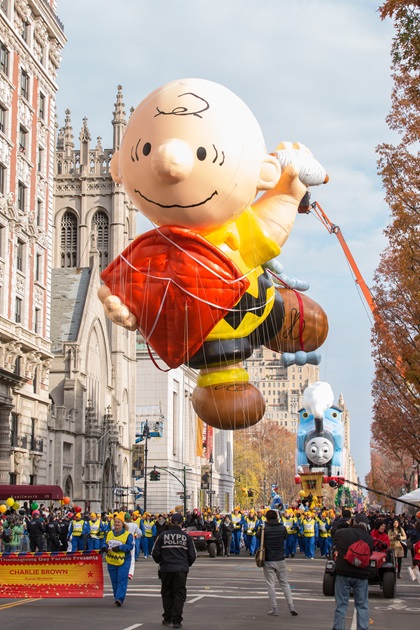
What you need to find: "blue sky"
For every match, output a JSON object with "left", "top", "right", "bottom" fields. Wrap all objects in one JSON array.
[{"left": 55, "top": 0, "right": 395, "bottom": 482}]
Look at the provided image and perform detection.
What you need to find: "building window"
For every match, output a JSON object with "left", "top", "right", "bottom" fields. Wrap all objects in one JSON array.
[
  {"left": 0, "top": 162, "right": 5, "bottom": 194},
  {"left": 30, "top": 417, "right": 36, "bottom": 450},
  {"left": 19, "top": 125, "right": 28, "bottom": 153},
  {"left": 39, "top": 93, "right": 45, "bottom": 120},
  {"left": 15, "top": 296, "right": 22, "bottom": 323},
  {"left": 34, "top": 307, "right": 41, "bottom": 333},
  {"left": 0, "top": 42, "right": 8, "bottom": 75},
  {"left": 61, "top": 210, "right": 78, "bottom": 268},
  {"left": 36, "top": 199, "right": 42, "bottom": 226},
  {"left": 10, "top": 412, "right": 18, "bottom": 446},
  {"left": 9, "top": 472, "right": 17, "bottom": 484},
  {"left": 92, "top": 210, "right": 109, "bottom": 270},
  {"left": 21, "top": 20, "right": 29, "bottom": 42},
  {"left": 0, "top": 104, "right": 6, "bottom": 134},
  {"left": 20, "top": 70, "right": 29, "bottom": 100},
  {"left": 35, "top": 252, "right": 42, "bottom": 281},
  {"left": 37, "top": 146, "right": 44, "bottom": 172},
  {"left": 16, "top": 239, "right": 24, "bottom": 271},
  {"left": 17, "top": 181, "right": 26, "bottom": 211}
]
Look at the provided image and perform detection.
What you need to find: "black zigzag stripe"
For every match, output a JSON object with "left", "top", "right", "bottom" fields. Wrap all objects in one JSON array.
[{"left": 223, "top": 272, "right": 273, "bottom": 330}]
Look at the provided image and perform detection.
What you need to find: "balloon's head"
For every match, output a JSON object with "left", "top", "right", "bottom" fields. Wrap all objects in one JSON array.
[{"left": 111, "top": 78, "right": 280, "bottom": 234}]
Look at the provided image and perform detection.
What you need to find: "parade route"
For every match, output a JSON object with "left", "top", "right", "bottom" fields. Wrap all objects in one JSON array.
[{"left": 0, "top": 553, "right": 419, "bottom": 629}]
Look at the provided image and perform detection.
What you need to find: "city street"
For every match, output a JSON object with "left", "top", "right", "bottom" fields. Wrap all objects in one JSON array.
[{"left": 1, "top": 552, "right": 419, "bottom": 629}]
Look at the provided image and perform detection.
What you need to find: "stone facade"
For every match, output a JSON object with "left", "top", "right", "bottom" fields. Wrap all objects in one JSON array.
[
  {"left": 0, "top": 0, "right": 65, "bottom": 485},
  {"left": 48, "top": 87, "right": 137, "bottom": 513}
]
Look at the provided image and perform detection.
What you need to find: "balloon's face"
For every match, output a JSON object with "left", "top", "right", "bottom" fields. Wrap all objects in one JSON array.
[
  {"left": 305, "top": 437, "right": 334, "bottom": 465},
  {"left": 113, "top": 79, "right": 268, "bottom": 235}
]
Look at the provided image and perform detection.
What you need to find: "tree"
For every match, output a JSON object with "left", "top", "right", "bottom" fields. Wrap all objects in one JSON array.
[
  {"left": 370, "top": 2, "right": 420, "bottom": 475},
  {"left": 233, "top": 421, "right": 297, "bottom": 508}
]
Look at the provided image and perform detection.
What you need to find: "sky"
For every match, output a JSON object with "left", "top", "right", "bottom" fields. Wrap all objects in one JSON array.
[{"left": 55, "top": 0, "right": 396, "bottom": 483}]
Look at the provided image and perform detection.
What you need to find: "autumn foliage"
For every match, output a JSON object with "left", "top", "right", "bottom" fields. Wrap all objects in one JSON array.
[
  {"left": 369, "top": 2, "right": 420, "bottom": 491},
  {"left": 233, "top": 421, "right": 297, "bottom": 508}
]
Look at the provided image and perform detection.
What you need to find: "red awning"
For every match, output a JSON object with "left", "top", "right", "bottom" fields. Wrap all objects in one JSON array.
[{"left": 0, "top": 485, "right": 63, "bottom": 501}]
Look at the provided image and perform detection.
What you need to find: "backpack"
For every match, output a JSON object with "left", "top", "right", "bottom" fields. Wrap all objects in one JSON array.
[
  {"left": 2, "top": 527, "right": 11, "bottom": 543},
  {"left": 344, "top": 534, "right": 371, "bottom": 568}
]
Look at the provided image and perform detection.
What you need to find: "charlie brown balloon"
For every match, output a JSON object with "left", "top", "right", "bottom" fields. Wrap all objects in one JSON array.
[{"left": 99, "top": 78, "right": 329, "bottom": 430}]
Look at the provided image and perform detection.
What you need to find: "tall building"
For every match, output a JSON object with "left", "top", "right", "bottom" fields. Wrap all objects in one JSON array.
[
  {"left": 48, "top": 87, "right": 137, "bottom": 513},
  {"left": 135, "top": 336, "right": 234, "bottom": 514},
  {"left": 244, "top": 346, "right": 320, "bottom": 432},
  {"left": 0, "top": 0, "right": 65, "bottom": 485}
]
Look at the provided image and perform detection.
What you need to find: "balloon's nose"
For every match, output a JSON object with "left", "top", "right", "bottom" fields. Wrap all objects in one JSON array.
[{"left": 152, "top": 138, "right": 194, "bottom": 183}]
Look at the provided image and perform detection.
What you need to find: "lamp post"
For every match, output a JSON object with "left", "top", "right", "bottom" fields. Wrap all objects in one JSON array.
[
  {"left": 209, "top": 453, "right": 214, "bottom": 511},
  {"left": 143, "top": 420, "right": 150, "bottom": 512}
]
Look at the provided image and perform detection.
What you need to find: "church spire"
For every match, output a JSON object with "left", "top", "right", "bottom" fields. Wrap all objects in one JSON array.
[
  {"left": 61, "top": 108, "right": 74, "bottom": 154},
  {"left": 79, "top": 117, "right": 91, "bottom": 167},
  {"left": 112, "top": 85, "right": 126, "bottom": 151}
]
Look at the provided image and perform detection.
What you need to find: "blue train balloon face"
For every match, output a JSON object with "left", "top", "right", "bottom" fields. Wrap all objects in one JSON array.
[
  {"left": 305, "top": 435, "right": 334, "bottom": 466},
  {"left": 296, "top": 405, "right": 344, "bottom": 476}
]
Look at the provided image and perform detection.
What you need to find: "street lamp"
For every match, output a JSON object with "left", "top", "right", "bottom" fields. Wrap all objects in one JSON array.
[
  {"left": 143, "top": 421, "right": 150, "bottom": 512},
  {"left": 209, "top": 453, "right": 214, "bottom": 511}
]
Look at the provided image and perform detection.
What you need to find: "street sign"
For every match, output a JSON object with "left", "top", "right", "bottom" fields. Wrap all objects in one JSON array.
[
  {"left": 179, "top": 494, "right": 191, "bottom": 500},
  {"left": 206, "top": 490, "right": 216, "bottom": 494}
]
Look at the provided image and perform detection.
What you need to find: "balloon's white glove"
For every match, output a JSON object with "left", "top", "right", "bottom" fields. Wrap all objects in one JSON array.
[
  {"left": 263, "top": 257, "right": 309, "bottom": 292},
  {"left": 275, "top": 142, "right": 328, "bottom": 187}
]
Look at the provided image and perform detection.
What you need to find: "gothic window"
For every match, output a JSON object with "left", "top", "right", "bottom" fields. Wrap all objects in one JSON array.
[
  {"left": 60, "top": 210, "right": 77, "bottom": 268},
  {"left": 92, "top": 210, "right": 109, "bottom": 270}
]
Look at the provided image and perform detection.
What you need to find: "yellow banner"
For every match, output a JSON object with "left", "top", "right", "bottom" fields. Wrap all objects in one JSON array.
[{"left": 0, "top": 552, "right": 103, "bottom": 598}]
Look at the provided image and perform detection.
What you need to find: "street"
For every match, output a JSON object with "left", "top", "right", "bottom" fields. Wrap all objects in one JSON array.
[{"left": 1, "top": 553, "right": 419, "bottom": 629}]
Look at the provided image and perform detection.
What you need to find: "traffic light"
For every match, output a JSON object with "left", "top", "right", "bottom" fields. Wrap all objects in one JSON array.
[{"left": 149, "top": 468, "right": 161, "bottom": 481}]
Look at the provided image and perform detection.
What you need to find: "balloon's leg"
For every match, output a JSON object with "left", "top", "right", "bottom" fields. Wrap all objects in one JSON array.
[{"left": 192, "top": 365, "right": 265, "bottom": 430}]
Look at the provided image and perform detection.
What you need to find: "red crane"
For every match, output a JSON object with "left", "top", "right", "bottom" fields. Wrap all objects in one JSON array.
[{"left": 298, "top": 197, "right": 378, "bottom": 319}]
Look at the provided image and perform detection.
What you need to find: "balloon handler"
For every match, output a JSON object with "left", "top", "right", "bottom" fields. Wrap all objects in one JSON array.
[
  {"left": 103, "top": 512, "right": 134, "bottom": 607},
  {"left": 99, "top": 78, "right": 329, "bottom": 430}
]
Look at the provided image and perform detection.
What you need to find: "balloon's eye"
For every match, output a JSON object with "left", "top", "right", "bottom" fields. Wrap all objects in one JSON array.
[
  {"left": 143, "top": 142, "right": 151, "bottom": 156},
  {"left": 197, "top": 147, "right": 207, "bottom": 161}
]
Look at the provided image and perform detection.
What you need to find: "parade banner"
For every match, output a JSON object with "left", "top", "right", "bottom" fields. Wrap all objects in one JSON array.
[{"left": 0, "top": 551, "right": 103, "bottom": 598}]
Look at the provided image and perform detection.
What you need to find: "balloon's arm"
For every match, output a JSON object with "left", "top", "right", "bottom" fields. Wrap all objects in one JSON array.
[
  {"left": 98, "top": 285, "right": 138, "bottom": 331},
  {"left": 253, "top": 143, "right": 328, "bottom": 249},
  {"left": 263, "top": 256, "right": 309, "bottom": 291}
]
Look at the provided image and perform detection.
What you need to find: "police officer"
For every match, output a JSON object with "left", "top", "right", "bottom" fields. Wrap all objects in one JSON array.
[
  {"left": 27, "top": 510, "right": 45, "bottom": 552},
  {"left": 152, "top": 513, "right": 196, "bottom": 628},
  {"left": 45, "top": 514, "right": 61, "bottom": 551}
]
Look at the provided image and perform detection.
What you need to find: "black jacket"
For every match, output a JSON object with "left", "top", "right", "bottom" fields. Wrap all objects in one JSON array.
[
  {"left": 256, "top": 521, "right": 287, "bottom": 562},
  {"left": 334, "top": 526, "right": 374, "bottom": 579},
  {"left": 27, "top": 518, "right": 45, "bottom": 539},
  {"left": 152, "top": 526, "right": 196, "bottom": 573}
]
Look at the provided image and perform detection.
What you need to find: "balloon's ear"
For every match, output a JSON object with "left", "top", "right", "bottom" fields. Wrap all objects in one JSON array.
[
  {"left": 110, "top": 151, "right": 122, "bottom": 184},
  {"left": 257, "top": 153, "right": 281, "bottom": 191}
]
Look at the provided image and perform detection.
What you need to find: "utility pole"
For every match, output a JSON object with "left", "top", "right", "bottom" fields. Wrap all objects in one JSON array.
[
  {"left": 209, "top": 453, "right": 214, "bottom": 511},
  {"left": 143, "top": 420, "right": 150, "bottom": 512}
]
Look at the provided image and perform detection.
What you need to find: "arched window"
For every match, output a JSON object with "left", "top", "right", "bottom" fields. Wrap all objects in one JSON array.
[
  {"left": 60, "top": 211, "right": 77, "bottom": 268},
  {"left": 92, "top": 210, "right": 109, "bottom": 270}
]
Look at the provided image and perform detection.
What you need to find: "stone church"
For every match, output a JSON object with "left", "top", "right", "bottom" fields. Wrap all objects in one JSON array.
[{"left": 48, "top": 87, "right": 138, "bottom": 513}]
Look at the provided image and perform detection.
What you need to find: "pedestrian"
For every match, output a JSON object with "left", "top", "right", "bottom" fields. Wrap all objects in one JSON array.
[
  {"left": 125, "top": 511, "right": 142, "bottom": 580},
  {"left": 300, "top": 511, "right": 318, "bottom": 559},
  {"left": 255, "top": 509, "right": 298, "bottom": 617},
  {"left": 371, "top": 519, "right": 390, "bottom": 550},
  {"left": 103, "top": 511, "right": 134, "bottom": 607},
  {"left": 152, "top": 512, "right": 196, "bottom": 628},
  {"left": 45, "top": 514, "right": 61, "bottom": 551},
  {"left": 331, "top": 513, "right": 374, "bottom": 630},
  {"left": 27, "top": 510, "right": 45, "bottom": 552},
  {"left": 387, "top": 517, "right": 406, "bottom": 578},
  {"left": 220, "top": 515, "right": 234, "bottom": 556}
]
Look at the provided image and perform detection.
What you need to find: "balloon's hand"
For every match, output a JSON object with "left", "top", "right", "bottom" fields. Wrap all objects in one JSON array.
[
  {"left": 98, "top": 285, "right": 138, "bottom": 331},
  {"left": 274, "top": 142, "right": 328, "bottom": 187},
  {"left": 263, "top": 257, "right": 310, "bottom": 291}
]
